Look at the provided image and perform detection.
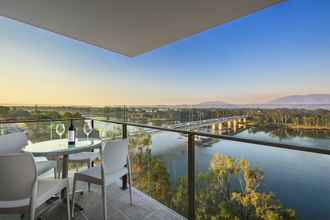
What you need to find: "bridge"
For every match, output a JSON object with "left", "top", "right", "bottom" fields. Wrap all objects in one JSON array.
[
  {"left": 86, "top": 114, "right": 248, "bottom": 136},
  {"left": 126, "top": 115, "right": 248, "bottom": 136},
  {"left": 170, "top": 115, "right": 248, "bottom": 130}
]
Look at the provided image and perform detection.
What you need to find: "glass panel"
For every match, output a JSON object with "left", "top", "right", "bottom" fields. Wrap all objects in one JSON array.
[
  {"left": 0, "top": 119, "right": 87, "bottom": 142},
  {"left": 0, "top": 120, "right": 98, "bottom": 175},
  {"left": 0, "top": 119, "right": 90, "bottom": 145},
  {"left": 195, "top": 136, "right": 330, "bottom": 220},
  {"left": 89, "top": 106, "right": 126, "bottom": 122},
  {"left": 128, "top": 127, "right": 188, "bottom": 217},
  {"left": 93, "top": 120, "right": 122, "bottom": 139},
  {"left": 234, "top": 126, "right": 330, "bottom": 151},
  {"left": 19, "top": 121, "right": 53, "bottom": 143},
  {"left": 124, "top": 107, "right": 232, "bottom": 128},
  {"left": 0, "top": 122, "right": 27, "bottom": 136}
]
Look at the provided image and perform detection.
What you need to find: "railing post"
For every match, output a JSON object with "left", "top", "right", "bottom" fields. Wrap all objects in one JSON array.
[
  {"left": 50, "top": 121, "right": 53, "bottom": 140},
  {"left": 91, "top": 119, "right": 94, "bottom": 129},
  {"left": 122, "top": 123, "right": 128, "bottom": 190},
  {"left": 122, "top": 123, "right": 127, "bottom": 139},
  {"left": 123, "top": 105, "right": 128, "bottom": 122},
  {"left": 188, "top": 132, "right": 195, "bottom": 220}
]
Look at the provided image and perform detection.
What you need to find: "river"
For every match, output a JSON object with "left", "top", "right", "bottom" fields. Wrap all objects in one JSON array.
[{"left": 150, "top": 128, "right": 330, "bottom": 220}]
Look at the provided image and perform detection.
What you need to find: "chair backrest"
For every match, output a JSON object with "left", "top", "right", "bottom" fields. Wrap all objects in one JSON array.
[
  {"left": 0, "top": 132, "right": 28, "bottom": 154},
  {"left": 101, "top": 139, "right": 128, "bottom": 174},
  {"left": 0, "top": 152, "right": 37, "bottom": 201}
]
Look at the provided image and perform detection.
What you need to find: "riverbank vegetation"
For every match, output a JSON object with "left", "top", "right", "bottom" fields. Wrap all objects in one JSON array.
[
  {"left": 0, "top": 106, "right": 82, "bottom": 121},
  {"left": 128, "top": 132, "right": 296, "bottom": 220},
  {"left": 249, "top": 109, "right": 330, "bottom": 130},
  {"left": 2, "top": 105, "right": 330, "bottom": 132}
]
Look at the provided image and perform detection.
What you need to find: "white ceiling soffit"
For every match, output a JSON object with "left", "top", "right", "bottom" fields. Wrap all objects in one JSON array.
[{"left": 0, "top": 0, "right": 284, "bottom": 57}]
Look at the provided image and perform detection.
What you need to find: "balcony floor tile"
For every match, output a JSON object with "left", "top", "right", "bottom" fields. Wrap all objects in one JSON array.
[{"left": 0, "top": 181, "right": 185, "bottom": 220}]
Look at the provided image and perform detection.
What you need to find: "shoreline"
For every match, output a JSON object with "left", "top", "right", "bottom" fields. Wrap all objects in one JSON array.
[{"left": 288, "top": 124, "right": 330, "bottom": 131}]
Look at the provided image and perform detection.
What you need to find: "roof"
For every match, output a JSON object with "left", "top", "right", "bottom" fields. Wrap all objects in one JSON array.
[{"left": 0, "top": 0, "right": 283, "bottom": 57}]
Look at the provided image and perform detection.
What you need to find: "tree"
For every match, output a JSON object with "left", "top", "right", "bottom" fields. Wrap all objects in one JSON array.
[
  {"left": 126, "top": 131, "right": 172, "bottom": 205},
  {"left": 0, "top": 106, "right": 10, "bottom": 116},
  {"left": 131, "top": 148, "right": 172, "bottom": 205},
  {"left": 129, "top": 131, "right": 151, "bottom": 149},
  {"left": 62, "top": 112, "right": 82, "bottom": 119},
  {"left": 172, "top": 154, "right": 296, "bottom": 220}
]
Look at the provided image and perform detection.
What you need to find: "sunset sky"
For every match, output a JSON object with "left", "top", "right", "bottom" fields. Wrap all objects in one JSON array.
[{"left": 1, "top": 0, "right": 330, "bottom": 106}]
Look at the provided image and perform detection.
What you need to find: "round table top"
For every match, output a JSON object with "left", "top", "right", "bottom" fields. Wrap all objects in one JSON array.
[{"left": 23, "top": 138, "right": 102, "bottom": 157}]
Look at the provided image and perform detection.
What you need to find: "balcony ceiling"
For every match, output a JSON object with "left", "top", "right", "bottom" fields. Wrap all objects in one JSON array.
[{"left": 0, "top": 0, "right": 283, "bottom": 57}]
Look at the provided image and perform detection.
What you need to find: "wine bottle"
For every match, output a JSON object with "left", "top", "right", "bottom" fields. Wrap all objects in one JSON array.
[{"left": 68, "top": 119, "right": 76, "bottom": 145}]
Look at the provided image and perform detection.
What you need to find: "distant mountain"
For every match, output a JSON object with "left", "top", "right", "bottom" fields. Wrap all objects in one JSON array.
[
  {"left": 268, "top": 94, "right": 330, "bottom": 105},
  {"left": 162, "top": 94, "right": 330, "bottom": 109},
  {"left": 194, "top": 101, "right": 236, "bottom": 108}
]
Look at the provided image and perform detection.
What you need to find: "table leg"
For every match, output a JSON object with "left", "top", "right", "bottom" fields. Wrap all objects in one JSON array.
[
  {"left": 61, "top": 154, "right": 84, "bottom": 213},
  {"left": 61, "top": 154, "right": 69, "bottom": 199}
]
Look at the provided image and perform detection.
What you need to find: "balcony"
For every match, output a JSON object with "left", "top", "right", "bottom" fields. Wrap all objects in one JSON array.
[
  {"left": 1, "top": 1, "right": 329, "bottom": 220},
  {"left": 1, "top": 117, "right": 330, "bottom": 220}
]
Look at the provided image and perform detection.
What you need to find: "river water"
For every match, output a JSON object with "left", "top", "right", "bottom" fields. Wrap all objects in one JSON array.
[
  {"left": 92, "top": 119, "right": 330, "bottom": 219},
  {"left": 150, "top": 128, "right": 330, "bottom": 220}
]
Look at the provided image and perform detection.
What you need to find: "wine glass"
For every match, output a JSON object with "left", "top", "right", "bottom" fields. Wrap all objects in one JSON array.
[
  {"left": 56, "top": 123, "right": 65, "bottom": 139},
  {"left": 83, "top": 122, "right": 93, "bottom": 140}
]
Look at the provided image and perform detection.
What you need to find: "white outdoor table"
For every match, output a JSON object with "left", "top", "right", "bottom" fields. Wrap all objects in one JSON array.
[{"left": 24, "top": 138, "right": 102, "bottom": 158}]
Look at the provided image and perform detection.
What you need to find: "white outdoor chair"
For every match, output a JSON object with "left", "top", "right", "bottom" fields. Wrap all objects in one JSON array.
[
  {"left": 0, "top": 152, "right": 71, "bottom": 220},
  {"left": 52, "top": 152, "right": 99, "bottom": 190},
  {"left": 0, "top": 132, "right": 58, "bottom": 177},
  {"left": 69, "top": 151, "right": 99, "bottom": 171},
  {"left": 0, "top": 132, "right": 29, "bottom": 154},
  {"left": 71, "top": 139, "right": 132, "bottom": 220},
  {"left": 55, "top": 151, "right": 99, "bottom": 180},
  {"left": 65, "top": 130, "right": 100, "bottom": 190}
]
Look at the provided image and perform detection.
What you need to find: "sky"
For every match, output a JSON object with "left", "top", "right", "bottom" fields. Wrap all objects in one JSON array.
[{"left": 1, "top": 0, "right": 330, "bottom": 106}]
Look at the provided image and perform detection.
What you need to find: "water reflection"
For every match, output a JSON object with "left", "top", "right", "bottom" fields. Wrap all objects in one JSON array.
[
  {"left": 238, "top": 128, "right": 330, "bottom": 150},
  {"left": 151, "top": 128, "right": 330, "bottom": 220},
  {"left": 248, "top": 126, "right": 330, "bottom": 140}
]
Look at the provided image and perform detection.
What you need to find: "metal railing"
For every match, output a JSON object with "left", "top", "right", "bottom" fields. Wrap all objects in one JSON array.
[
  {"left": 1, "top": 117, "right": 330, "bottom": 220},
  {"left": 91, "top": 118, "right": 330, "bottom": 220},
  {"left": 0, "top": 118, "right": 83, "bottom": 124}
]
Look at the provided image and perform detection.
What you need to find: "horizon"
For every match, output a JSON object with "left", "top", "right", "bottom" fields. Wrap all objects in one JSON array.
[
  {"left": 2, "top": 93, "right": 330, "bottom": 109},
  {"left": 3, "top": 91, "right": 330, "bottom": 108},
  {"left": 1, "top": 0, "right": 330, "bottom": 106}
]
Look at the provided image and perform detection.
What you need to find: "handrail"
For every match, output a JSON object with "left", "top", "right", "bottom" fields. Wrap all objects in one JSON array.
[
  {"left": 93, "top": 118, "right": 330, "bottom": 220},
  {"left": 1, "top": 117, "right": 329, "bottom": 155},
  {"left": 0, "top": 118, "right": 83, "bottom": 124},
  {"left": 93, "top": 118, "right": 330, "bottom": 156},
  {"left": 95, "top": 119, "right": 191, "bottom": 134},
  {"left": 192, "top": 131, "right": 330, "bottom": 155}
]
